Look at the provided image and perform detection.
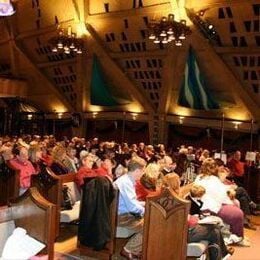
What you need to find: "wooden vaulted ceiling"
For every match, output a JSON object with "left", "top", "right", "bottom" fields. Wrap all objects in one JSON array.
[{"left": 0, "top": 0, "right": 259, "bottom": 123}]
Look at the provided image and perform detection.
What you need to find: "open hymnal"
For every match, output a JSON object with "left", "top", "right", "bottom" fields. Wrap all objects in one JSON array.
[{"left": 1, "top": 227, "right": 45, "bottom": 260}]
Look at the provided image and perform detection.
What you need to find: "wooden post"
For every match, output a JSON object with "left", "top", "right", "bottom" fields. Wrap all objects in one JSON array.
[
  {"left": 121, "top": 112, "right": 126, "bottom": 143},
  {"left": 220, "top": 113, "right": 225, "bottom": 159},
  {"left": 250, "top": 119, "right": 253, "bottom": 151}
]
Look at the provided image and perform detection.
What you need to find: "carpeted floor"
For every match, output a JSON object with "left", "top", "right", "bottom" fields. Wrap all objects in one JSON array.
[
  {"left": 230, "top": 215, "right": 260, "bottom": 260},
  {"left": 55, "top": 216, "right": 260, "bottom": 260}
]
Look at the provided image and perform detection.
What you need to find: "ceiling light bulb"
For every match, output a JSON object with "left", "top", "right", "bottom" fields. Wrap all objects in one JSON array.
[
  {"left": 162, "top": 37, "right": 168, "bottom": 44},
  {"left": 179, "top": 33, "right": 186, "bottom": 40},
  {"left": 180, "top": 19, "right": 186, "bottom": 25},
  {"left": 169, "top": 35, "right": 175, "bottom": 40},
  {"left": 149, "top": 34, "right": 156, "bottom": 40},
  {"left": 153, "top": 38, "right": 160, "bottom": 44},
  {"left": 57, "top": 42, "right": 63, "bottom": 49},
  {"left": 160, "top": 30, "right": 167, "bottom": 37},
  {"left": 77, "top": 49, "right": 82, "bottom": 54},
  {"left": 52, "top": 47, "right": 58, "bottom": 52},
  {"left": 168, "top": 14, "right": 174, "bottom": 22},
  {"left": 64, "top": 46, "right": 69, "bottom": 51},
  {"left": 70, "top": 42, "right": 75, "bottom": 49},
  {"left": 208, "top": 24, "right": 214, "bottom": 30},
  {"left": 161, "top": 16, "right": 167, "bottom": 22},
  {"left": 64, "top": 49, "right": 70, "bottom": 54},
  {"left": 175, "top": 40, "right": 182, "bottom": 46},
  {"left": 167, "top": 28, "right": 174, "bottom": 35}
]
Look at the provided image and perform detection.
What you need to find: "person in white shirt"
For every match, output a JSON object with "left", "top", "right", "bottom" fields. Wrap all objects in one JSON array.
[{"left": 194, "top": 158, "right": 249, "bottom": 246}]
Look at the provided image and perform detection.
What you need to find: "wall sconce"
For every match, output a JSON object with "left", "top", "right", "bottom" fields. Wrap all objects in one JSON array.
[
  {"left": 57, "top": 112, "right": 63, "bottom": 119},
  {"left": 92, "top": 112, "right": 98, "bottom": 118},
  {"left": 179, "top": 116, "right": 184, "bottom": 124},
  {"left": 232, "top": 121, "right": 242, "bottom": 130},
  {"left": 27, "top": 114, "right": 33, "bottom": 120},
  {"left": 131, "top": 113, "right": 138, "bottom": 120}
]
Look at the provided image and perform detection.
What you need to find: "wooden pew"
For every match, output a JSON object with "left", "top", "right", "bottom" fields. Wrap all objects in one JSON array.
[
  {"left": 142, "top": 187, "right": 190, "bottom": 260},
  {"left": 141, "top": 181, "right": 208, "bottom": 260},
  {"left": 31, "top": 167, "right": 78, "bottom": 237},
  {"left": 0, "top": 187, "right": 56, "bottom": 259},
  {"left": 0, "top": 161, "right": 20, "bottom": 206}
]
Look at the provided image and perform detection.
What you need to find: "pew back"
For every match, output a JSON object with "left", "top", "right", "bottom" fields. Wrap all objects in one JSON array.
[
  {"left": 32, "top": 167, "right": 77, "bottom": 237},
  {"left": 0, "top": 187, "right": 56, "bottom": 259},
  {"left": 0, "top": 161, "right": 20, "bottom": 206},
  {"left": 142, "top": 187, "right": 190, "bottom": 260}
]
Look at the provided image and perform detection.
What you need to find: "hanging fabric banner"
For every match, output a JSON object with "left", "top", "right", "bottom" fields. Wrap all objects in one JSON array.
[
  {"left": 178, "top": 47, "right": 220, "bottom": 110},
  {"left": 90, "top": 55, "right": 131, "bottom": 106}
]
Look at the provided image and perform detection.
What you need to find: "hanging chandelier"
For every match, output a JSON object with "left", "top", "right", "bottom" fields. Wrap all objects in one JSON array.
[
  {"left": 49, "top": 26, "right": 84, "bottom": 55},
  {"left": 147, "top": 14, "right": 191, "bottom": 46}
]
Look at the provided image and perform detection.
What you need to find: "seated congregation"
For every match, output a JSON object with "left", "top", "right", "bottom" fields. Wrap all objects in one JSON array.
[{"left": 0, "top": 134, "right": 259, "bottom": 259}]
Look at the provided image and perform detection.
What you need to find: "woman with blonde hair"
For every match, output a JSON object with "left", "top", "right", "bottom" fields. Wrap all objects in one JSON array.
[
  {"left": 28, "top": 144, "right": 44, "bottom": 172},
  {"left": 135, "top": 162, "right": 161, "bottom": 201},
  {"left": 198, "top": 149, "right": 210, "bottom": 163},
  {"left": 49, "top": 144, "right": 70, "bottom": 175},
  {"left": 194, "top": 158, "right": 249, "bottom": 246}
]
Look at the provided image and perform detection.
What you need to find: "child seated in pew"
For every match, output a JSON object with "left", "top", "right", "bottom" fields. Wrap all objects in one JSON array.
[
  {"left": 120, "top": 163, "right": 234, "bottom": 260},
  {"left": 186, "top": 184, "right": 206, "bottom": 217}
]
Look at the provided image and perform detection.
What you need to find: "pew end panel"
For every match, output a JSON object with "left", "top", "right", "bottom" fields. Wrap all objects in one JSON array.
[
  {"left": 0, "top": 187, "right": 56, "bottom": 259},
  {"left": 0, "top": 161, "right": 20, "bottom": 206},
  {"left": 142, "top": 187, "right": 191, "bottom": 260},
  {"left": 59, "top": 173, "right": 81, "bottom": 223},
  {"left": 32, "top": 167, "right": 61, "bottom": 237}
]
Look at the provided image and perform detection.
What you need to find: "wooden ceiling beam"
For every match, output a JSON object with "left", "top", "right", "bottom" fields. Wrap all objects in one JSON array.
[
  {"left": 0, "top": 39, "right": 11, "bottom": 45},
  {"left": 186, "top": 0, "right": 257, "bottom": 9},
  {"left": 6, "top": 17, "right": 19, "bottom": 77},
  {"left": 15, "top": 19, "right": 74, "bottom": 40},
  {"left": 37, "top": 58, "right": 77, "bottom": 69},
  {"left": 86, "top": 23, "right": 154, "bottom": 112},
  {"left": 110, "top": 49, "right": 167, "bottom": 59},
  {"left": 86, "top": 2, "right": 171, "bottom": 20},
  {"left": 158, "top": 46, "right": 187, "bottom": 114},
  {"left": 13, "top": 41, "right": 74, "bottom": 112}
]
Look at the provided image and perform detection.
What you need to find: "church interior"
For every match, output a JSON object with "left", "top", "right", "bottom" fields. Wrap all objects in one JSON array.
[{"left": 0, "top": 0, "right": 259, "bottom": 259}]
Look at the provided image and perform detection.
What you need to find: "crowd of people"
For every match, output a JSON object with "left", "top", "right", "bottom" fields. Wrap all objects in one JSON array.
[{"left": 0, "top": 134, "right": 259, "bottom": 260}]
